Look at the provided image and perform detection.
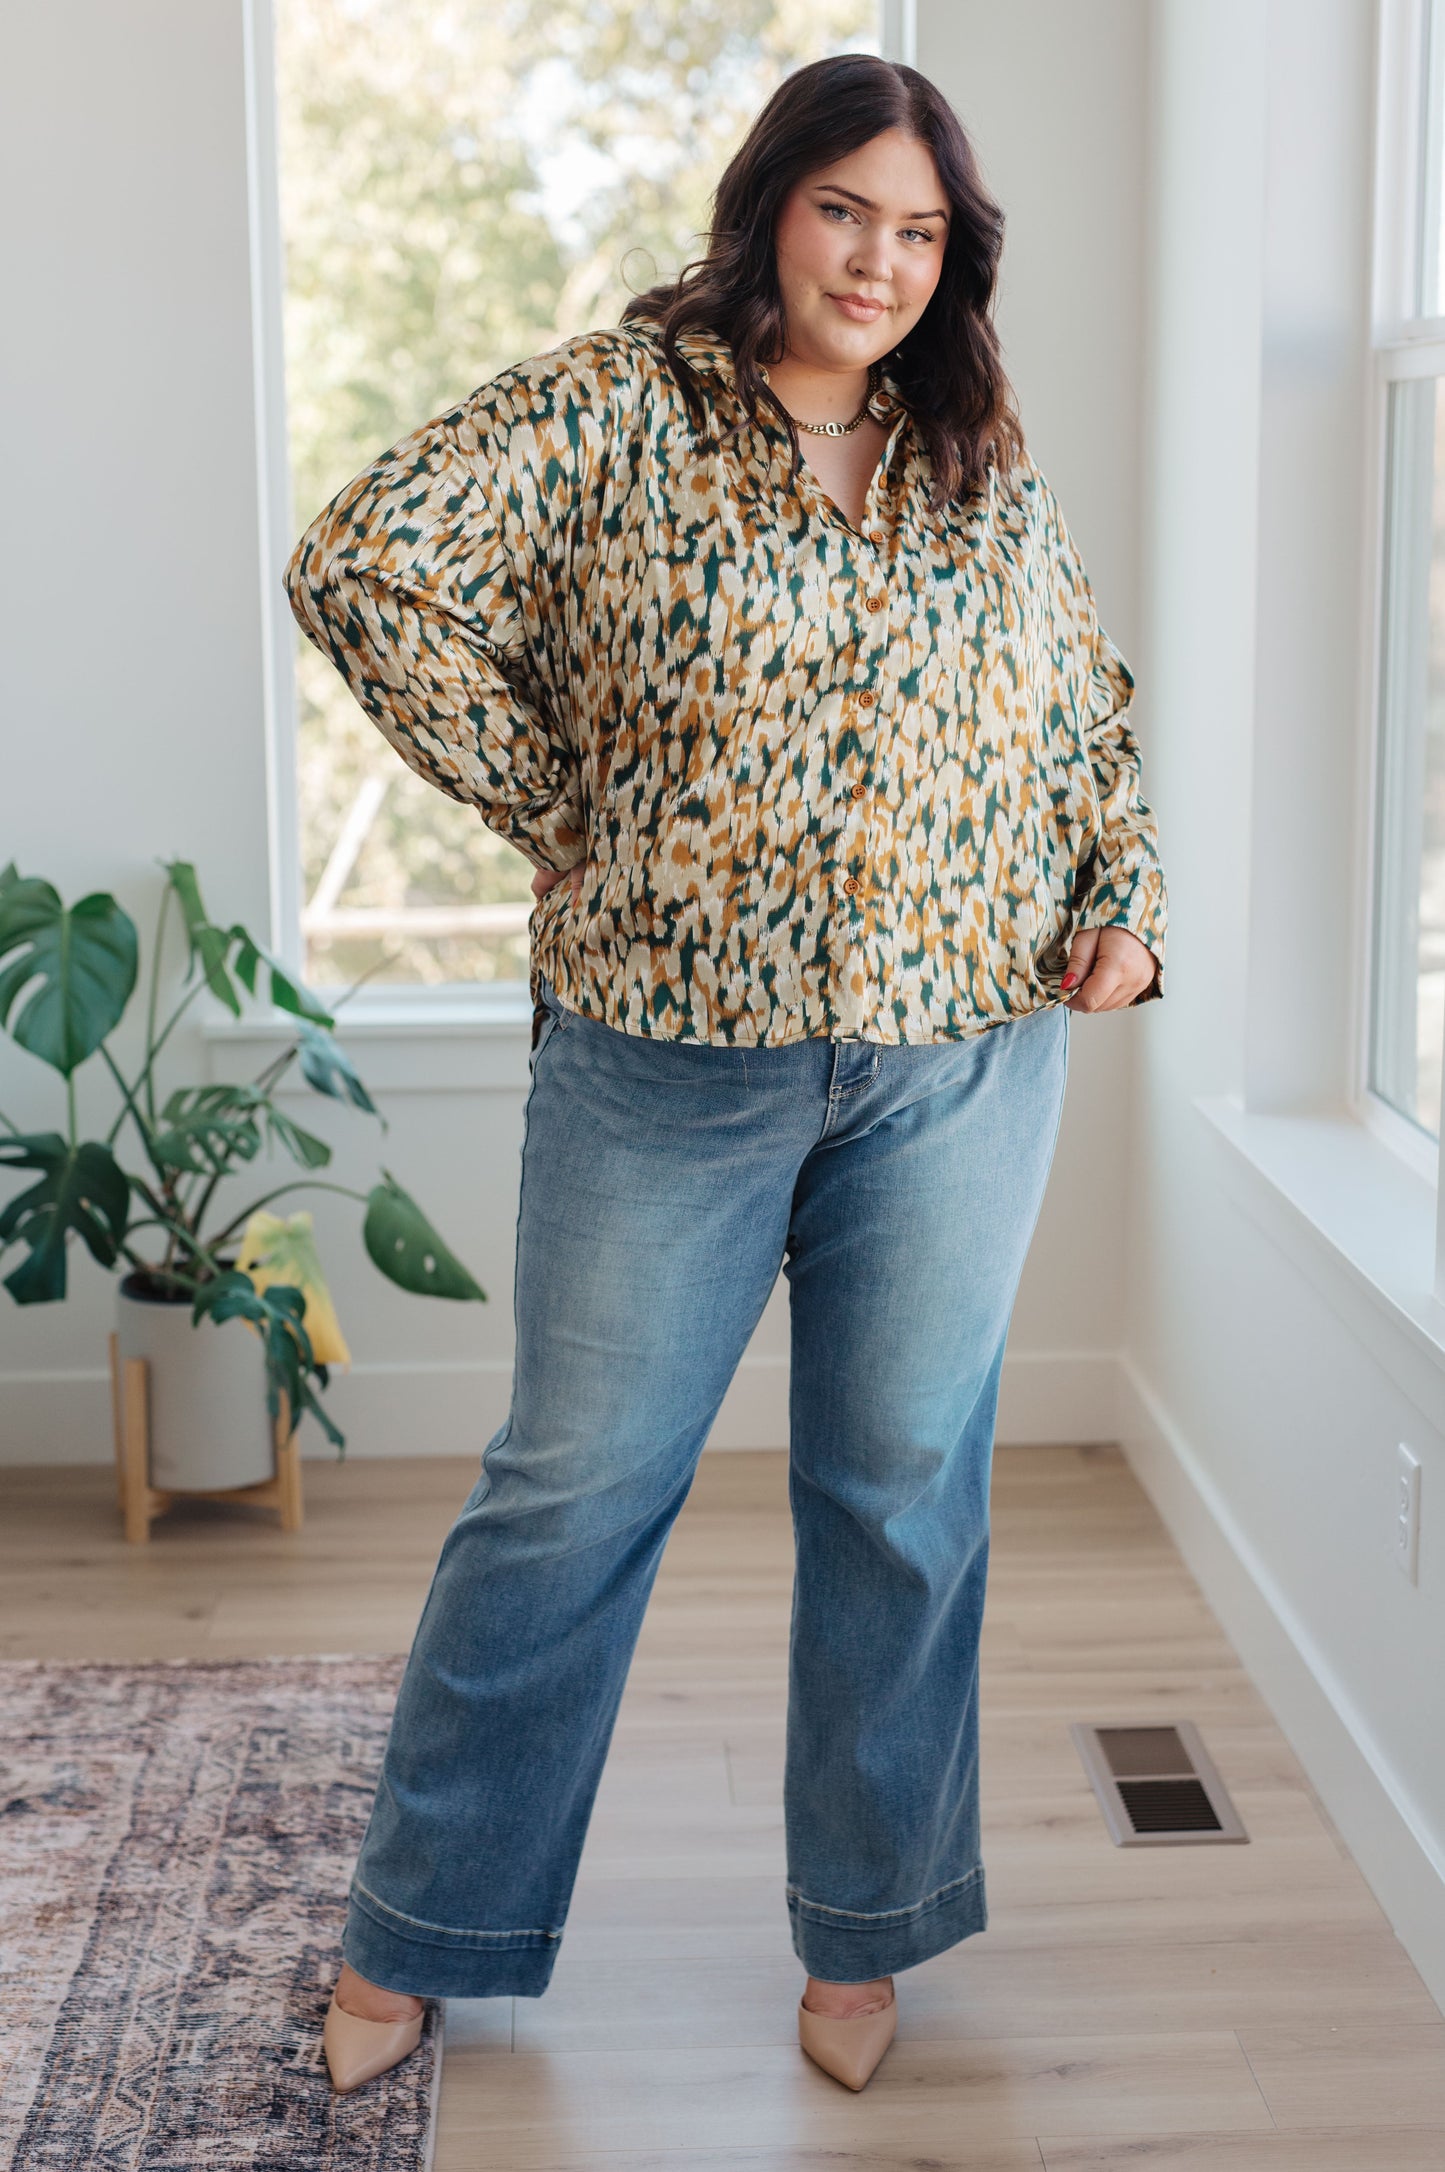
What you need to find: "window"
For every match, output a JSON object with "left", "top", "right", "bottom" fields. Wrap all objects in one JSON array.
[
  {"left": 1369, "top": 0, "right": 1445, "bottom": 1143},
  {"left": 272, "top": 0, "right": 881, "bottom": 995}
]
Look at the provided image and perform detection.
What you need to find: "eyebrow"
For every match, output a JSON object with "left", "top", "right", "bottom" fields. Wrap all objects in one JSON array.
[{"left": 814, "top": 183, "right": 950, "bottom": 223}]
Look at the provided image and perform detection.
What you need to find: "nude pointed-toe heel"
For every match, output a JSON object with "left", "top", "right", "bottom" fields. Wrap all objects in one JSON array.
[
  {"left": 796, "top": 1989, "right": 898, "bottom": 2092},
  {"left": 323, "top": 1989, "right": 426, "bottom": 2095}
]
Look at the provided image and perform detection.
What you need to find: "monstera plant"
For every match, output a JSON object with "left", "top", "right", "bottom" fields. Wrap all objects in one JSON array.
[{"left": 0, "top": 858, "right": 485, "bottom": 1460}]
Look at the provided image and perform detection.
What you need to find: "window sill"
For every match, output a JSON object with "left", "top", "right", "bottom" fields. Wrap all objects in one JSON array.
[
  {"left": 1194, "top": 1094, "right": 1445, "bottom": 1421},
  {"left": 199, "top": 983, "right": 534, "bottom": 1095},
  {"left": 303, "top": 982, "right": 535, "bottom": 1035}
]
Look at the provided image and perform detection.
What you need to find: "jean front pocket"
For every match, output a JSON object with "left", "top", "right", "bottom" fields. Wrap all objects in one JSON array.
[{"left": 530, "top": 975, "right": 574, "bottom": 1063}]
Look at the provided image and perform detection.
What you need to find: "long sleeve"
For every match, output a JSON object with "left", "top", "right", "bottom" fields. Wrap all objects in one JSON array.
[
  {"left": 283, "top": 399, "right": 587, "bottom": 873},
  {"left": 1075, "top": 622, "right": 1168, "bottom": 1003}
]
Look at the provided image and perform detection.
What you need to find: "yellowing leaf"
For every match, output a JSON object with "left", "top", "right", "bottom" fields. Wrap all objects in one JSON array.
[{"left": 234, "top": 1208, "right": 351, "bottom": 1368}]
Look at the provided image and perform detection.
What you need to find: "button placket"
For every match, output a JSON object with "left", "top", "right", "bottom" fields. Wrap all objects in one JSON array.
[
  {"left": 844, "top": 686, "right": 878, "bottom": 814},
  {"left": 832, "top": 442, "right": 900, "bottom": 1014},
  {"left": 837, "top": 574, "right": 893, "bottom": 910}
]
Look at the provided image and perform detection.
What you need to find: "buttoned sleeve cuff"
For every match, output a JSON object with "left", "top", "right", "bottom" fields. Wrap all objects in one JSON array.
[
  {"left": 1075, "top": 622, "right": 1168, "bottom": 1006},
  {"left": 1075, "top": 872, "right": 1167, "bottom": 1004}
]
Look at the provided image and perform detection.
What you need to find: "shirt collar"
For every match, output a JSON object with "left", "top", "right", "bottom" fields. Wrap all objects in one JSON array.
[{"left": 662, "top": 321, "right": 909, "bottom": 432}]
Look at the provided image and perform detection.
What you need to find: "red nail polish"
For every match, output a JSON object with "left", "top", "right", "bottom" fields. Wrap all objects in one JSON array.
[{"left": 1061, "top": 973, "right": 1077, "bottom": 990}]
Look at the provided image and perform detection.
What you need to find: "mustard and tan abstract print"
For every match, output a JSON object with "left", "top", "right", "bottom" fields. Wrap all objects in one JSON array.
[{"left": 285, "top": 320, "right": 1167, "bottom": 1044}]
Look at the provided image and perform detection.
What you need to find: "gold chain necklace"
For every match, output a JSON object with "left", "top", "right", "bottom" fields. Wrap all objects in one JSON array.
[{"left": 758, "top": 362, "right": 881, "bottom": 438}]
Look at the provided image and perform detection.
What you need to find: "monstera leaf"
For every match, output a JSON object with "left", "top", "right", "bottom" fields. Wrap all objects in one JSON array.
[
  {"left": 296, "top": 1020, "right": 379, "bottom": 1119},
  {"left": 0, "top": 1133, "right": 130, "bottom": 1302},
  {"left": 235, "top": 1208, "right": 350, "bottom": 1367},
  {"left": 363, "top": 1172, "right": 485, "bottom": 1301},
  {"left": 192, "top": 1270, "right": 345, "bottom": 1450},
  {"left": 0, "top": 868, "right": 138, "bottom": 1077},
  {"left": 152, "top": 1085, "right": 266, "bottom": 1175},
  {"left": 164, "top": 860, "right": 333, "bottom": 1027},
  {"left": 151, "top": 1085, "right": 330, "bottom": 1177}
]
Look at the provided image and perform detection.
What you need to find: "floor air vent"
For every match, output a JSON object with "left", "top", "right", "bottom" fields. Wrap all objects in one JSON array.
[{"left": 1070, "top": 1721, "right": 1249, "bottom": 1846}]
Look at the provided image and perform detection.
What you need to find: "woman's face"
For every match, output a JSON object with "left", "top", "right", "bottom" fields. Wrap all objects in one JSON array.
[{"left": 772, "top": 127, "right": 950, "bottom": 374}]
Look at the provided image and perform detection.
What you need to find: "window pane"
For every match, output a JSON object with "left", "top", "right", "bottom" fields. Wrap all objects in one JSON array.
[
  {"left": 1424, "top": 0, "right": 1445, "bottom": 315},
  {"left": 1370, "top": 375, "right": 1445, "bottom": 1137},
  {"left": 275, "top": 0, "right": 879, "bottom": 991}
]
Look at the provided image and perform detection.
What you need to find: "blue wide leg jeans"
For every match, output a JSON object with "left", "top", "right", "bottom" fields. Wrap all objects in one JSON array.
[{"left": 342, "top": 978, "right": 1070, "bottom": 1996}]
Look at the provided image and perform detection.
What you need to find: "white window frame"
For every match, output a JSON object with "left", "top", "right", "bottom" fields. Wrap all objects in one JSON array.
[
  {"left": 244, "top": 0, "right": 538, "bottom": 1026},
  {"left": 1363, "top": 0, "right": 1445, "bottom": 1242},
  {"left": 244, "top": 0, "right": 898, "bottom": 1026},
  {"left": 244, "top": 0, "right": 306, "bottom": 989},
  {"left": 1196, "top": 0, "right": 1445, "bottom": 1375}
]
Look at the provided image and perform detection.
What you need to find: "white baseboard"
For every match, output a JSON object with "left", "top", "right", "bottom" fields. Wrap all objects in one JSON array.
[
  {"left": 0, "top": 1369, "right": 113, "bottom": 1466},
  {"left": 994, "top": 1348, "right": 1122, "bottom": 1446},
  {"left": 0, "top": 1348, "right": 1117, "bottom": 1466},
  {"left": 1118, "top": 1354, "right": 1445, "bottom": 2017}
]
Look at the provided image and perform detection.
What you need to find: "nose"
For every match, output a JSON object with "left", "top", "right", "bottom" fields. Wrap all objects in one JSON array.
[{"left": 847, "top": 227, "right": 894, "bottom": 283}]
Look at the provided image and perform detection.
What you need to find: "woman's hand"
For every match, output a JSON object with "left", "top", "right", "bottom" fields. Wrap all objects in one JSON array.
[
  {"left": 531, "top": 864, "right": 586, "bottom": 904},
  {"left": 1060, "top": 925, "right": 1158, "bottom": 1011}
]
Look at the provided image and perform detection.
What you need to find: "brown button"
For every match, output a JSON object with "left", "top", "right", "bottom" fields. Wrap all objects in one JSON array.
[
  {"left": 842, "top": 876, "right": 861, "bottom": 895},
  {"left": 865, "top": 594, "right": 886, "bottom": 612},
  {"left": 857, "top": 689, "right": 877, "bottom": 707},
  {"left": 850, "top": 783, "right": 866, "bottom": 800}
]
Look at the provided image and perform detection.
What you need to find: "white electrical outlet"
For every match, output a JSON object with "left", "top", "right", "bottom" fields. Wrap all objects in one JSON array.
[{"left": 1392, "top": 1443, "right": 1421, "bottom": 1584}]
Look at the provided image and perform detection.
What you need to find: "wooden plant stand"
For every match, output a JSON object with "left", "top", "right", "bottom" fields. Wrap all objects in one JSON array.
[{"left": 107, "top": 1332, "right": 304, "bottom": 1544}]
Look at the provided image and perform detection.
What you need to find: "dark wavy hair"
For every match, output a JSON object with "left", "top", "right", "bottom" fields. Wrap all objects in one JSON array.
[{"left": 622, "top": 53, "right": 1024, "bottom": 511}]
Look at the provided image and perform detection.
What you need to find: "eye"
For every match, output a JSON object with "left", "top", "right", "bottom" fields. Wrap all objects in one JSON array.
[
  {"left": 819, "top": 200, "right": 856, "bottom": 222},
  {"left": 901, "top": 227, "right": 937, "bottom": 245}
]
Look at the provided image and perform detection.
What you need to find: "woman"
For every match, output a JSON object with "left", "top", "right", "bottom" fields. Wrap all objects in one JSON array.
[{"left": 285, "top": 52, "right": 1166, "bottom": 2099}]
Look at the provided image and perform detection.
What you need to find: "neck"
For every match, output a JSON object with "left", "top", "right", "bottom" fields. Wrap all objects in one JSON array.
[{"left": 762, "top": 350, "right": 874, "bottom": 423}]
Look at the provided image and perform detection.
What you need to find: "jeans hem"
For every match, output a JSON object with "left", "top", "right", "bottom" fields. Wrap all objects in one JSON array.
[
  {"left": 344, "top": 1885, "right": 564, "bottom": 1999},
  {"left": 786, "top": 1864, "right": 987, "bottom": 1979}
]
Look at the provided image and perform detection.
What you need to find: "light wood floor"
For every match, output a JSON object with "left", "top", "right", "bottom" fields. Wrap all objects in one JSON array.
[{"left": 3, "top": 1444, "right": 1443, "bottom": 2167}]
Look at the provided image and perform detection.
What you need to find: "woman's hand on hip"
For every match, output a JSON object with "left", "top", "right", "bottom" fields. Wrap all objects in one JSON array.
[
  {"left": 1060, "top": 925, "right": 1158, "bottom": 1011},
  {"left": 531, "top": 863, "right": 587, "bottom": 904}
]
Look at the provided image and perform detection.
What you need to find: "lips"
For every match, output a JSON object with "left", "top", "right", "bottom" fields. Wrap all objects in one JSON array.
[{"left": 828, "top": 293, "right": 887, "bottom": 321}]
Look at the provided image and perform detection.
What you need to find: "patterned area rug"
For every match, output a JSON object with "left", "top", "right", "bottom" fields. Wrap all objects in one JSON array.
[{"left": 0, "top": 1656, "right": 441, "bottom": 2169}]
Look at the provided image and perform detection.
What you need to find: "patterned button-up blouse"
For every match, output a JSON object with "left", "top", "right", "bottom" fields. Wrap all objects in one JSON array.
[{"left": 285, "top": 318, "right": 1167, "bottom": 1045}]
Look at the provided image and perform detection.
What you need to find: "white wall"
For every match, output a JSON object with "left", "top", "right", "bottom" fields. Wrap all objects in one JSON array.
[
  {"left": 1121, "top": 0, "right": 1445, "bottom": 2014},
  {"left": 0, "top": 2, "right": 275, "bottom": 1453},
  {"left": 917, "top": 0, "right": 1155, "bottom": 1450},
  {"left": 0, "top": 0, "right": 1148, "bottom": 1467}
]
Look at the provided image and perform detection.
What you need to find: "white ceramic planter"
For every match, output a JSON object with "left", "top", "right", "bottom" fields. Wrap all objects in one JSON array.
[{"left": 115, "top": 1273, "right": 276, "bottom": 1491}]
